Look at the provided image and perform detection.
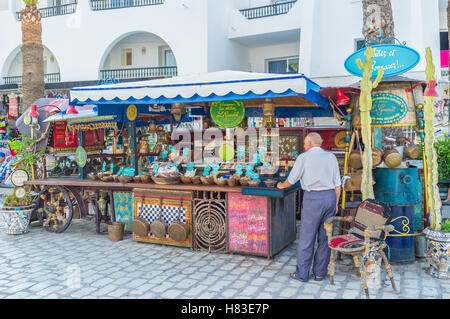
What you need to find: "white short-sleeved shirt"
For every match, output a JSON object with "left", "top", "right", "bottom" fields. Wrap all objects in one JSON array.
[{"left": 287, "top": 147, "right": 341, "bottom": 192}]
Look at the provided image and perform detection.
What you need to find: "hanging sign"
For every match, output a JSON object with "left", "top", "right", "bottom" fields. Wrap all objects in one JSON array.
[
  {"left": 8, "top": 96, "right": 19, "bottom": 118},
  {"left": 75, "top": 146, "right": 87, "bottom": 168},
  {"left": 126, "top": 104, "right": 138, "bottom": 122},
  {"left": 370, "top": 93, "right": 408, "bottom": 124},
  {"left": 210, "top": 100, "right": 245, "bottom": 128},
  {"left": 344, "top": 44, "right": 420, "bottom": 78},
  {"left": 10, "top": 169, "right": 29, "bottom": 187}
]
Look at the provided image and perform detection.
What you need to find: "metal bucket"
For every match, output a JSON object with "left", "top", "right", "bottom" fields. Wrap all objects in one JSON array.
[{"left": 108, "top": 221, "right": 125, "bottom": 241}]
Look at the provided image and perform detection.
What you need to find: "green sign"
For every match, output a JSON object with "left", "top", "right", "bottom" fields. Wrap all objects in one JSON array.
[
  {"left": 210, "top": 100, "right": 245, "bottom": 128},
  {"left": 75, "top": 146, "right": 87, "bottom": 168},
  {"left": 370, "top": 93, "right": 408, "bottom": 124}
]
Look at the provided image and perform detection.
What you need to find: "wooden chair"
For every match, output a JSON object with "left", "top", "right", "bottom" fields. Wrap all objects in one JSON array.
[{"left": 324, "top": 199, "right": 397, "bottom": 299}]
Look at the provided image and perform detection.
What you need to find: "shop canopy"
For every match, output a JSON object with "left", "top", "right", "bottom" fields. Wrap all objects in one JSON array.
[{"left": 69, "top": 70, "right": 333, "bottom": 118}]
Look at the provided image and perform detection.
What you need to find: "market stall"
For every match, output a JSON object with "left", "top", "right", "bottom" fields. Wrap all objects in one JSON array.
[{"left": 25, "top": 70, "right": 346, "bottom": 258}]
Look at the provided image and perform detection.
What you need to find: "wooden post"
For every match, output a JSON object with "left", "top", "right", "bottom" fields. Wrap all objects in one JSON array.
[
  {"left": 129, "top": 122, "right": 138, "bottom": 175},
  {"left": 77, "top": 130, "right": 86, "bottom": 179}
]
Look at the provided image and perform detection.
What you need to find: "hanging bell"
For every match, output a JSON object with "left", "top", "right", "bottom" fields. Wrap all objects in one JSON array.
[{"left": 336, "top": 89, "right": 351, "bottom": 106}]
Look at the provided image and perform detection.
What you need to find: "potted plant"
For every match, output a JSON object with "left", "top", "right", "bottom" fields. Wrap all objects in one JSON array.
[
  {"left": 422, "top": 136, "right": 450, "bottom": 279},
  {"left": 1, "top": 187, "right": 35, "bottom": 234}
]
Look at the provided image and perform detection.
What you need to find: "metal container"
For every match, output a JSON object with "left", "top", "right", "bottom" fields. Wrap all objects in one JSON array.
[
  {"left": 373, "top": 168, "right": 419, "bottom": 205},
  {"left": 373, "top": 168, "right": 419, "bottom": 263},
  {"left": 108, "top": 221, "right": 125, "bottom": 241}
]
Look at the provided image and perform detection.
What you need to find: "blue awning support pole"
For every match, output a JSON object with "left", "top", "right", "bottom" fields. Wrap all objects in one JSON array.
[
  {"left": 129, "top": 122, "right": 138, "bottom": 175},
  {"left": 78, "top": 131, "right": 86, "bottom": 179}
]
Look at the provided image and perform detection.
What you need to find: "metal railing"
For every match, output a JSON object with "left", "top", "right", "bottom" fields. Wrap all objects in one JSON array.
[
  {"left": 3, "top": 73, "right": 61, "bottom": 85},
  {"left": 16, "top": 2, "right": 78, "bottom": 20},
  {"left": 441, "top": 68, "right": 449, "bottom": 78},
  {"left": 240, "top": 0, "right": 297, "bottom": 19},
  {"left": 90, "top": 0, "right": 164, "bottom": 11},
  {"left": 99, "top": 66, "right": 177, "bottom": 80}
]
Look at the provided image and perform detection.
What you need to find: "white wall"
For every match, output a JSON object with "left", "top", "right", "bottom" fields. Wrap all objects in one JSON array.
[
  {"left": 6, "top": 46, "right": 60, "bottom": 76},
  {"left": 248, "top": 42, "right": 299, "bottom": 73}
]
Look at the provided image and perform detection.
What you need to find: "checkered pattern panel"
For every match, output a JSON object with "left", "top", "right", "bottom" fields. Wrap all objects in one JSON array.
[{"left": 138, "top": 203, "right": 186, "bottom": 226}]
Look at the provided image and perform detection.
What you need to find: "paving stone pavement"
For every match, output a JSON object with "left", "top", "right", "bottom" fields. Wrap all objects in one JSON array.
[{"left": 0, "top": 219, "right": 448, "bottom": 299}]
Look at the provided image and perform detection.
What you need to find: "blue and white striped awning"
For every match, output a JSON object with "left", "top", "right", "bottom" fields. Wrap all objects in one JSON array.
[{"left": 69, "top": 70, "right": 323, "bottom": 106}]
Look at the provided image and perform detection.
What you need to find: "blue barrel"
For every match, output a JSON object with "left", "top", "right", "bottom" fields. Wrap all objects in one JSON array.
[{"left": 373, "top": 168, "right": 419, "bottom": 263}]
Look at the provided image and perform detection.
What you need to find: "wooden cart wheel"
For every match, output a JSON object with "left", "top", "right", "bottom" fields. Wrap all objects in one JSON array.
[{"left": 36, "top": 186, "right": 74, "bottom": 233}]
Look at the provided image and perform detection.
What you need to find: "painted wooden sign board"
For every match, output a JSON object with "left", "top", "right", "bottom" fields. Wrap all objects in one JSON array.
[
  {"left": 210, "top": 100, "right": 245, "bottom": 128},
  {"left": 370, "top": 93, "right": 408, "bottom": 124},
  {"left": 227, "top": 193, "right": 268, "bottom": 255},
  {"left": 345, "top": 44, "right": 420, "bottom": 78}
]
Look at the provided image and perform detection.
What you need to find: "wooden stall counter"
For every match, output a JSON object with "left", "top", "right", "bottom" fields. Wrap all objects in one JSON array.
[{"left": 26, "top": 178, "right": 300, "bottom": 259}]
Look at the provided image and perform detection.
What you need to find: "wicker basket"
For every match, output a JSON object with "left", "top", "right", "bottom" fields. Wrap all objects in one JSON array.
[
  {"left": 181, "top": 175, "right": 192, "bottom": 184},
  {"left": 151, "top": 175, "right": 181, "bottom": 185},
  {"left": 239, "top": 176, "right": 251, "bottom": 186},
  {"left": 101, "top": 175, "right": 115, "bottom": 182},
  {"left": 133, "top": 175, "right": 142, "bottom": 183},
  {"left": 88, "top": 173, "right": 100, "bottom": 181},
  {"left": 227, "top": 177, "right": 238, "bottom": 187},
  {"left": 113, "top": 175, "right": 120, "bottom": 182},
  {"left": 141, "top": 174, "right": 152, "bottom": 183},
  {"left": 191, "top": 176, "right": 201, "bottom": 184},
  {"left": 119, "top": 176, "right": 133, "bottom": 183},
  {"left": 200, "top": 176, "right": 214, "bottom": 185}
]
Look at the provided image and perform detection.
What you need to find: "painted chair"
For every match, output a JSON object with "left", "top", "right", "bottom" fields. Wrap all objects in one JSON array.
[{"left": 324, "top": 199, "right": 397, "bottom": 299}]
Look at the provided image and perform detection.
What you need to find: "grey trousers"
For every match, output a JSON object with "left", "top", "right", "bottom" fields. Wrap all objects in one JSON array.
[{"left": 296, "top": 189, "right": 336, "bottom": 279}]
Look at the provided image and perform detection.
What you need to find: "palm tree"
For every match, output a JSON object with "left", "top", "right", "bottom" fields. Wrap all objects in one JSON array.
[
  {"left": 19, "top": 0, "right": 45, "bottom": 114},
  {"left": 362, "top": 0, "right": 395, "bottom": 41}
]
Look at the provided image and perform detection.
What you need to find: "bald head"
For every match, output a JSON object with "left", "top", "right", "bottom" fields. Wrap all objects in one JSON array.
[{"left": 304, "top": 132, "right": 323, "bottom": 151}]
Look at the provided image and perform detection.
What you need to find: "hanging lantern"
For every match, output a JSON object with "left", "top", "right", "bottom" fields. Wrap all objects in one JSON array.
[
  {"left": 423, "top": 80, "right": 439, "bottom": 97},
  {"left": 67, "top": 105, "right": 78, "bottom": 115},
  {"left": 170, "top": 103, "right": 186, "bottom": 122},
  {"left": 336, "top": 89, "right": 351, "bottom": 106},
  {"left": 262, "top": 98, "right": 276, "bottom": 128}
]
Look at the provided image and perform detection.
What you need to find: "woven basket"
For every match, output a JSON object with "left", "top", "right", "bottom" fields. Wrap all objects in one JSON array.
[
  {"left": 239, "top": 176, "right": 251, "bottom": 186},
  {"left": 119, "top": 176, "right": 133, "bottom": 183},
  {"left": 191, "top": 176, "right": 201, "bottom": 184},
  {"left": 181, "top": 175, "right": 192, "bottom": 184},
  {"left": 88, "top": 173, "right": 100, "bottom": 181},
  {"left": 200, "top": 176, "right": 214, "bottom": 185},
  {"left": 151, "top": 175, "right": 180, "bottom": 185},
  {"left": 101, "top": 175, "right": 115, "bottom": 182},
  {"left": 141, "top": 174, "right": 152, "bottom": 183}
]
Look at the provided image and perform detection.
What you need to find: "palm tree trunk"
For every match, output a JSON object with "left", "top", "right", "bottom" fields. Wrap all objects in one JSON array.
[
  {"left": 20, "top": 4, "right": 45, "bottom": 114},
  {"left": 362, "top": 0, "right": 395, "bottom": 41}
]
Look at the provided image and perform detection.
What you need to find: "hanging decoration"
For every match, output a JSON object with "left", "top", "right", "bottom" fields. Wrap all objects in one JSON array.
[
  {"left": 356, "top": 46, "right": 384, "bottom": 200},
  {"left": 423, "top": 47, "right": 442, "bottom": 230}
]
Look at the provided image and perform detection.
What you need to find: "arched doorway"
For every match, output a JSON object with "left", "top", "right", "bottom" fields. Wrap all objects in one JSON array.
[
  {"left": 2, "top": 46, "right": 61, "bottom": 85},
  {"left": 99, "top": 31, "right": 177, "bottom": 81}
]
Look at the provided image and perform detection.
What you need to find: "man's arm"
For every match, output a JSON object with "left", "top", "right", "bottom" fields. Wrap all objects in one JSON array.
[
  {"left": 277, "top": 179, "right": 293, "bottom": 189},
  {"left": 277, "top": 155, "right": 302, "bottom": 189},
  {"left": 334, "top": 185, "right": 341, "bottom": 214}
]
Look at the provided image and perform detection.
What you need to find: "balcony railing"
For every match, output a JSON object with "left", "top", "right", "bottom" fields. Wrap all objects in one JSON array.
[
  {"left": 90, "top": 0, "right": 164, "bottom": 11},
  {"left": 100, "top": 66, "right": 177, "bottom": 80},
  {"left": 240, "top": 0, "right": 297, "bottom": 20},
  {"left": 16, "top": 2, "right": 78, "bottom": 20},
  {"left": 3, "top": 73, "right": 61, "bottom": 85}
]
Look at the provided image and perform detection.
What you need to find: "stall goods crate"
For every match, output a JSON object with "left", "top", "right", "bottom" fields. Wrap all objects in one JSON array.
[
  {"left": 227, "top": 192, "right": 296, "bottom": 258},
  {"left": 133, "top": 189, "right": 193, "bottom": 248},
  {"left": 192, "top": 191, "right": 227, "bottom": 253}
]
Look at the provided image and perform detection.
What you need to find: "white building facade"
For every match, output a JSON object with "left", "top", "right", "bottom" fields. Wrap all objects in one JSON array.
[{"left": 0, "top": 0, "right": 448, "bottom": 92}]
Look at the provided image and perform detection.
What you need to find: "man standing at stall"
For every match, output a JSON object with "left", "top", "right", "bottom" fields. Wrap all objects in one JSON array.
[
  {"left": 277, "top": 132, "right": 341, "bottom": 282},
  {"left": 0, "top": 151, "right": 11, "bottom": 184}
]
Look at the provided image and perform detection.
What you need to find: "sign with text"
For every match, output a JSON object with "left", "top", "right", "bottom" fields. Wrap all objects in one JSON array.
[
  {"left": 370, "top": 93, "right": 408, "bottom": 124},
  {"left": 345, "top": 44, "right": 420, "bottom": 78},
  {"left": 228, "top": 193, "right": 268, "bottom": 255},
  {"left": 210, "top": 100, "right": 245, "bottom": 128}
]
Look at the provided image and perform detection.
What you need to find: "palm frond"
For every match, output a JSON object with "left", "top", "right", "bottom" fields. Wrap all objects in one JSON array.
[{"left": 22, "top": 0, "right": 39, "bottom": 5}]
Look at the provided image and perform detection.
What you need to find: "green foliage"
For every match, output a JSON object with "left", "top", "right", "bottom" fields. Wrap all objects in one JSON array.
[
  {"left": 3, "top": 188, "right": 33, "bottom": 207},
  {"left": 10, "top": 133, "right": 44, "bottom": 177},
  {"left": 22, "top": 0, "right": 39, "bottom": 5},
  {"left": 441, "top": 219, "right": 450, "bottom": 233},
  {"left": 435, "top": 135, "right": 450, "bottom": 180}
]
